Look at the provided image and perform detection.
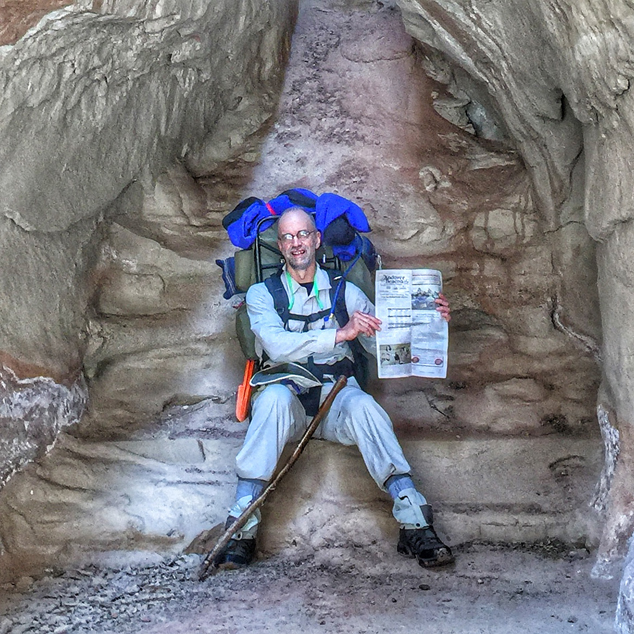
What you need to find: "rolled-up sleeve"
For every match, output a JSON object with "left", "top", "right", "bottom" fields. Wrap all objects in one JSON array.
[{"left": 246, "top": 284, "right": 337, "bottom": 363}]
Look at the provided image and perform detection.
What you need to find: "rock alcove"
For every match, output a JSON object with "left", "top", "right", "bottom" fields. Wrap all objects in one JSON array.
[{"left": 0, "top": 0, "right": 632, "bottom": 631}]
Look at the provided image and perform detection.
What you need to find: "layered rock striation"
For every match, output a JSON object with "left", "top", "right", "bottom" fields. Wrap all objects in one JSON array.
[
  {"left": 0, "top": 1, "right": 630, "bottom": 618},
  {"left": 396, "top": 0, "right": 634, "bottom": 625},
  {"left": 0, "top": 0, "right": 298, "bottom": 485},
  {"left": 0, "top": 0, "right": 604, "bottom": 576}
]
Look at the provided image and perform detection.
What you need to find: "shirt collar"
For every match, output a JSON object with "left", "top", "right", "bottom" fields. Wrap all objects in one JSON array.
[{"left": 282, "top": 264, "right": 332, "bottom": 298}]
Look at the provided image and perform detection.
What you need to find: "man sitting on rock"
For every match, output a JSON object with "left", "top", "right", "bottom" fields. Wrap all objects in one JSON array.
[{"left": 214, "top": 207, "right": 453, "bottom": 570}]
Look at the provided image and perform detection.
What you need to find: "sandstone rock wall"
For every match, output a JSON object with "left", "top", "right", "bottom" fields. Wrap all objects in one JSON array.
[
  {"left": 0, "top": 0, "right": 298, "bottom": 484},
  {"left": 0, "top": 1, "right": 74, "bottom": 46},
  {"left": 397, "top": 0, "right": 634, "bottom": 234},
  {"left": 395, "top": 0, "right": 634, "bottom": 619},
  {"left": 0, "top": 367, "right": 86, "bottom": 486},
  {"left": 0, "top": 0, "right": 615, "bottom": 591},
  {"left": 73, "top": 0, "right": 602, "bottom": 446},
  {"left": 79, "top": 167, "right": 243, "bottom": 437}
]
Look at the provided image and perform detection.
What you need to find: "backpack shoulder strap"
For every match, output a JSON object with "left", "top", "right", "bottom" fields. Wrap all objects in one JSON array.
[
  {"left": 265, "top": 267, "right": 351, "bottom": 331},
  {"left": 264, "top": 270, "right": 290, "bottom": 325},
  {"left": 326, "top": 269, "right": 349, "bottom": 328}
]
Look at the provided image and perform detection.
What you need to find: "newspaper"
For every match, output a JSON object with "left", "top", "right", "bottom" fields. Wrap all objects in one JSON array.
[{"left": 375, "top": 269, "right": 448, "bottom": 379}]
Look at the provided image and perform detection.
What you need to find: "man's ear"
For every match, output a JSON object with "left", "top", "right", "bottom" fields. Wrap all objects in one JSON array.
[{"left": 315, "top": 231, "right": 322, "bottom": 249}]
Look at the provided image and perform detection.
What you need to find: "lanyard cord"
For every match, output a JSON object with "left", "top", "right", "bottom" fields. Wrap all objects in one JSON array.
[{"left": 285, "top": 270, "right": 323, "bottom": 312}]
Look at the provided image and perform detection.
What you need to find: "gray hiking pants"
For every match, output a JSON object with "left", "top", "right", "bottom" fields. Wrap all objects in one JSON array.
[{"left": 235, "top": 378, "right": 412, "bottom": 489}]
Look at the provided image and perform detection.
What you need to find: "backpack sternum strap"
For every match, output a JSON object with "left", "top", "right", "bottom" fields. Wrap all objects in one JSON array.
[{"left": 287, "top": 308, "right": 331, "bottom": 331}]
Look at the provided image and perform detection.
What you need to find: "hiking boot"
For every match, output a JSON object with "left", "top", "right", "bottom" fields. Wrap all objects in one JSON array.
[
  {"left": 213, "top": 516, "right": 257, "bottom": 570},
  {"left": 213, "top": 536, "right": 256, "bottom": 570},
  {"left": 397, "top": 504, "right": 454, "bottom": 568}
]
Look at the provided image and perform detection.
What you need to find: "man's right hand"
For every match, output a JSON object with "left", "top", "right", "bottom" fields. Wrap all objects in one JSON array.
[{"left": 335, "top": 311, "right": 382, "bottom": 344}]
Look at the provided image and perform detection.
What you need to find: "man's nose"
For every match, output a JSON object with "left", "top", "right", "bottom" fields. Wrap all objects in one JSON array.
[{"left": 291, "top": 234, "right": 302, "bottom": 245}]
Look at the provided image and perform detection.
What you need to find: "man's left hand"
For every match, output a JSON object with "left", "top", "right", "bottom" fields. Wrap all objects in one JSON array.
[{"left": 435, "top": 293, "right": 451, "bottom": 322}]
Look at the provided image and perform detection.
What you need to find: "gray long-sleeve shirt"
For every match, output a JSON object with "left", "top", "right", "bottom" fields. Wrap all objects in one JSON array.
[{"left": 245, "top": 265, "right": 375, "bottom": 365}]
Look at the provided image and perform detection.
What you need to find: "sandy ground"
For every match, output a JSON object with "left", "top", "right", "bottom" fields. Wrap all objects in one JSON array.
[{"left": 0, "top": 542, "right": 618, "bottom": 633}]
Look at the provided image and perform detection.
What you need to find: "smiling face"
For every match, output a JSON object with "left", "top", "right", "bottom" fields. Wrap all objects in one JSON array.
[{"left": 277, "top": 208, "right": 321, "bottom": 276}]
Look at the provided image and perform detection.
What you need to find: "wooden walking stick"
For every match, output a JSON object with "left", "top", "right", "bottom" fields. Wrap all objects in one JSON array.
[{"left": 199, "top": 375, "right": 348, "bottom": 580}]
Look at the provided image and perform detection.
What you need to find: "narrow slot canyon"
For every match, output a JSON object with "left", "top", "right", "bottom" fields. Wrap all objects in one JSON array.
[{"left": 0, "top": 0, "right": 632, "bottom": 631}]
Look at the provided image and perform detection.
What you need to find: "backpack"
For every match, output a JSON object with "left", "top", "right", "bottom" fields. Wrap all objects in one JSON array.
[{"left": 216, "top": 191, "right": 379, "bottom": 418}]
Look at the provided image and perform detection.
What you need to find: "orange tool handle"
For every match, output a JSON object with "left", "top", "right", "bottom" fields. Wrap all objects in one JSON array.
[{"left": 236, "top": 359, "right": 256, "bottom": 422}]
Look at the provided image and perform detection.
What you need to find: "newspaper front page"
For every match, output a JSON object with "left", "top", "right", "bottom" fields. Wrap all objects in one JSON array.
[{"left": 375, "top": 269, "right": 448, "bottom": 379}]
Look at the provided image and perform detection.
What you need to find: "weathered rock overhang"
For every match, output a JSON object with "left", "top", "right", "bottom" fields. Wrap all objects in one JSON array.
[
  {"left": 0, "top": 0, "right": 299, "bottom": 487},
  {"left": 2, "top": 3, "right": 633, "bottom": 621},
  {"left": 396, "top": 0, "right": 634, "bottom": 579}
]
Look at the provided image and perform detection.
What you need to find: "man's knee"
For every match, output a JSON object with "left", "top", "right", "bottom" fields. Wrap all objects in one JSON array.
[
  {"left": 339, "top": 387, "right": 384, "bottom": 417},
  {"left": 337, "top": 387, "right": 396, "bottom": 435},
  {"left": 252, "top": 383, "right": 295, "bottom": 413}
]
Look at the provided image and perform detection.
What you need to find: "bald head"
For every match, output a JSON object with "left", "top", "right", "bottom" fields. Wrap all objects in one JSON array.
[{"left": 277, "top": 207, "right": 316, "bottom": 237}]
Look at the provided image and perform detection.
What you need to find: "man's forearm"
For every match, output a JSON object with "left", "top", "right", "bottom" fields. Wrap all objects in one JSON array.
[{"left": 253, "top": 323, "right": 338, "bottom": 363}]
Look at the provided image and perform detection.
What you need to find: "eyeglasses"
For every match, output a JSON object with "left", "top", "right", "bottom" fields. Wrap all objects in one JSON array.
[{"left": 279, "top": 230, "right": 315, "bottom": 243}]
